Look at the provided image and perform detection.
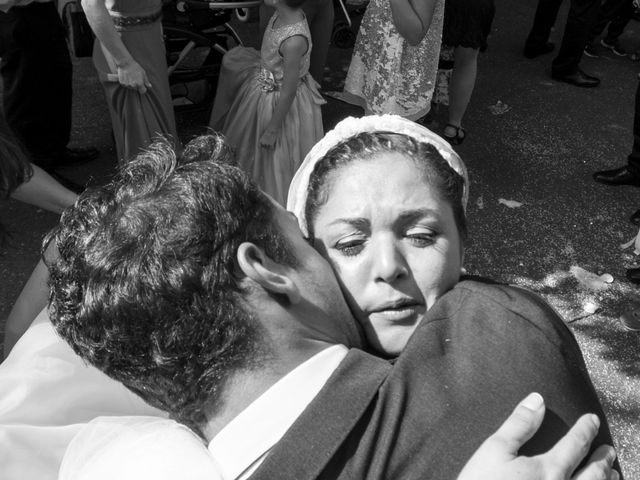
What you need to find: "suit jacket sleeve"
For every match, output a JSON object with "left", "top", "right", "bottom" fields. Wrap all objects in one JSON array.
[{"left": 394, "top": 279, "right": 621, "bottom": 477}]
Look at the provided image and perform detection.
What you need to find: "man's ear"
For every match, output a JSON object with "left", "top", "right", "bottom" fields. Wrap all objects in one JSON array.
[{"left": 236, "top": 242, "right": 301, "bottom": 304}]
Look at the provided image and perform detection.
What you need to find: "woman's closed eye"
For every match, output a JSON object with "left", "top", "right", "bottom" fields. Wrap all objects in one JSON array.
[
  {"left": 405, "top": 227, "right": 437, "bottom": 247},
  {"left": 334, "top": 236, "right": 367, "bottom": 256}
]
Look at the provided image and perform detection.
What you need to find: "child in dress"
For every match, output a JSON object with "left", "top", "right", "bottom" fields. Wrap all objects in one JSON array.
[
  {"left": 209, "top": 0, "right": 324, "bottom": 205},
  {"left": 339, "top": 0, "right": 443, "bottom": 121}
]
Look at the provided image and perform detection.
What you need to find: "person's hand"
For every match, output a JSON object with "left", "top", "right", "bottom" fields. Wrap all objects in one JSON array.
[
  {"left": 458, "top": 393, "right": 619, "bottom": 480},
  {"left": 117, "top": 59, "right": 152, "bottom": 94},
  {"left": 260, "top": 128, "right": 277, "bottom": 148}
]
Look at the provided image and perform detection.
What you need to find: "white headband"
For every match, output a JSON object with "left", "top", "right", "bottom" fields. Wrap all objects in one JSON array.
[{"left": 286, "top": 114, "right": 469, "bottom": 236}]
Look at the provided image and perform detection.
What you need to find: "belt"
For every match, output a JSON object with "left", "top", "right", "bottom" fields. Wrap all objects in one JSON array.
[{"left": 111, "top": 8, "right": 162, "bottom": 28}]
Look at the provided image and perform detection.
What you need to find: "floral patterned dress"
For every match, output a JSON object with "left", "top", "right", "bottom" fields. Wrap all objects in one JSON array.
[
  {"left": 341, "top": 0, "right": 445, "bottom": 120},
  {"left": 209, "top": 13, "right": 325, "bottom": 205}
]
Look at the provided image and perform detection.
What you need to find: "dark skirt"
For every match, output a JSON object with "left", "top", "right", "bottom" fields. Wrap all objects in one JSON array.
[{"left": 442, "top": 0, "right": 496, "bottom": 51}]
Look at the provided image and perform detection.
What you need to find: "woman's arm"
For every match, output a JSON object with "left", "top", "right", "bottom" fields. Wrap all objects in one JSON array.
[
  {"left": 389, "top": 0, "right": 437, "bottom": 46},
  {"left": 81, "top": 0, "right": 151, "bottom": 93},
  {"left": 259, "top": 35, "right": 308, "bottom": 148},
  {"left": 11, "top": 164, "right": 77, "bottom": 214}
]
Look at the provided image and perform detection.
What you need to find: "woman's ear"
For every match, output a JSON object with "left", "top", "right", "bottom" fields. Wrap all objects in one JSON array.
[{"left": 236, "top": 242, "right": 301, "bottom": 304}]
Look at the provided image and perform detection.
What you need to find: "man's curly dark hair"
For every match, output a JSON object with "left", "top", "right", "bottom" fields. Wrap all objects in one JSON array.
[{"left": 45, "top": 134, "right": 296, "bottom": 433}]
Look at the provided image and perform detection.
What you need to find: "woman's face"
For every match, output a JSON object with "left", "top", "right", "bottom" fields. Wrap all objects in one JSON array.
[{"left": 311, "top": 152, "right": 463, "bottom": 356}]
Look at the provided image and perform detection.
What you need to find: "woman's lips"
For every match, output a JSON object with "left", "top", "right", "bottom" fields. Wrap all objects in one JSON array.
[{"left": 367, "top": 301, "right": 424, "bottom": 325}]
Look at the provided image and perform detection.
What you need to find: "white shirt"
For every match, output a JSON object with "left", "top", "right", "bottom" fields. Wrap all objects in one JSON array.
[
  {"left": 208, "top": 345, "right": 348, "bottom": 480},
  {"left": 57, "top": 344, "right": 347, "bottom": 480},
  {"left": 60, "top": 417, "right": 222, "bottom": 480}
]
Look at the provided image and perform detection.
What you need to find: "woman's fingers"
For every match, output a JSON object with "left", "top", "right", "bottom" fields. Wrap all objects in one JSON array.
[
  {"left": 571, "top": 444, "right": 618, "bottom": 480},
  {"left": 456, "top": 393, "right": 547, "bottom": 479},
  {"left": 540, "top": 413, "right": 605, "bottom": 476},
  {"left": 457, "top": 394, "right": 618, "bottom": 480},
  {"left": 136, "top": 72, "right": 149, "bottom": 94},
  {"left": 141, "top": 71, "right": 152, "bottom": 93},
  {"left": 483, "top": 392, "right": 546, "bottom": 457}
]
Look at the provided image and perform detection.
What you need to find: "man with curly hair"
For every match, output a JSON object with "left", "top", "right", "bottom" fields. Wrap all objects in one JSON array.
[{"left": 40, "top": 134, "right": 617, "bottom": 480}]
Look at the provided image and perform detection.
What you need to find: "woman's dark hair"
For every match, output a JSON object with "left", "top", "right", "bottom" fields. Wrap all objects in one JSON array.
[
  {"left": 304, "top": 131, "right": 467, "bottom": 241},
  {"left": 46, "top": 134, "right": 296, "bottom": 434},
  {"left": 0, "top": 124, "right": 33, "bottom": 246}
]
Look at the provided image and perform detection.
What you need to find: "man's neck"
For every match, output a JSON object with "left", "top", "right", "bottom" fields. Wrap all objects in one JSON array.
[{"left": 200, "top": 342, "right": 333, "bottom": 442}]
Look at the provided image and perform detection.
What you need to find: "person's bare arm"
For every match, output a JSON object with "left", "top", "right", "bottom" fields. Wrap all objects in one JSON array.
[
  {"left": 458, "top": 393, "right": 619, "bottom": 480},
  {"left": 10, "top": 164, "right": 77, "bottom": 214},
  {"left": 389, "top": 0, "right": 436, "bottom": 46},
  {"left": 81, "top": 0, "right": 151, "bottom": 93}
]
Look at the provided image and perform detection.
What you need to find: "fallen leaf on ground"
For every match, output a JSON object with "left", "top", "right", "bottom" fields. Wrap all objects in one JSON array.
[
  {"left": 582, "top": 300, "right": 599, "bottom": 314},
  {"left": 599, "top": 273, "right": 614, "bottom": 283},
  {"left": 498, "top": 198, "right": 523, "bottom": 208},
  {"left": 488, "top": 100, "right": 511, "bottom": 115},
  {"left": 476, "top": 196, "right": 484, "bottom": 209},
  {"left": 569, "top": 265, "right": 613, "bottom": 291}
]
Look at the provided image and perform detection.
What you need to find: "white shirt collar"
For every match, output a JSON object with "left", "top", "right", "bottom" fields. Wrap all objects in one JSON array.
[{"left": 208, "top": 344, "right": 348, "bottom": 480}]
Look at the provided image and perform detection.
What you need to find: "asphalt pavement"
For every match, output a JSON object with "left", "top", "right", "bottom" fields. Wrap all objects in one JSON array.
[{"left": 1, "top": 0, "right": 639, "bottom": 476}]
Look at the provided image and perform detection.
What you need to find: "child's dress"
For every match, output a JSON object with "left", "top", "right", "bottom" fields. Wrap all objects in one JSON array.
[
  {"left": 209, "top": 14, "right": 325, "bottom": 205},
  {"left": 340, "top": 0, "right": 445, "bottom": 120}
]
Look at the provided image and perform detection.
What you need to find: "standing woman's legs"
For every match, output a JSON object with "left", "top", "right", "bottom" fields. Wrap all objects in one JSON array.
[
  {"left": 445, "top": 46, "right": 479, "bottom": 141},
  {"left": 305, "top": 0, "right": 334, "bottom": 85}
]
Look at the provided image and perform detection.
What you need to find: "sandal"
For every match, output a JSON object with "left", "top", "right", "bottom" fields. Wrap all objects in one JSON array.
[{"left": 443, "top": 124, "right": 466, "bottom": 145}]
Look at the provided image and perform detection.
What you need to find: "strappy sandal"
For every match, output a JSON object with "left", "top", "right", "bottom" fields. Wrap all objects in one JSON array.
[{"left": 443, "top": 124, "right": 466, "bottom": 145}]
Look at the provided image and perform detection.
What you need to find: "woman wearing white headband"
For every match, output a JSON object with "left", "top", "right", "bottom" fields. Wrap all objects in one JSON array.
[{"left": 287, "top": 115, "right": 620, "bottom": 471}]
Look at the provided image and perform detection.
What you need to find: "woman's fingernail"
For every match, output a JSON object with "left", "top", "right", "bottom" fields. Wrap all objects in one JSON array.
[
  {"left": 590, "top": 414, "right": 601, "bottom": 429},
  {"left": 521, "top": 392, "right": 544, "bottom": 410}
]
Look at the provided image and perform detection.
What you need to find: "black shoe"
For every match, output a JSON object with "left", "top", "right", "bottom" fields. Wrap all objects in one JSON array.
[
  {"left": 620, "top": 307, "right": 640, "bottom": 331},
  {"left": 626, "top": 266, "right": 640, "bottom": 284},
  {"left": 53, "top": 147, "right": 99, "bottom": 168},
  {"left": 583, "top": 42, "right": 600, "bottom": 58},
  {"left": 593, "top": 166, "right": 640, "bottom": 186},
  {"left": 48, "top": 171, "right": 86, "bottom": 194},
  {"left": 601, "top": 38, "right": 627, "bottom": 56},
  {"left": 523, "top": 41, "right": 555, "bottom": 59},
  {"left": 551, "top": 68, "right": 600, "bottom": 87},
  {"left": 630, "top": 209, "right": 640, "bottom": 226}
]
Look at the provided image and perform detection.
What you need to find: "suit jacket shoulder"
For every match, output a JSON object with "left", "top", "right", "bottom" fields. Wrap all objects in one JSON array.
[{"left": 249, "top": 279, "right": 620, "bottom": 480}]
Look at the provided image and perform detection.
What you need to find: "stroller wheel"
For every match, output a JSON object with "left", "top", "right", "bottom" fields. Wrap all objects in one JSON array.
[
  {"left": 332, "top": 24, "right": 356, "bottom": 49},
  {"left": 235, "top": 7, "right": 259, "bottom": 23}
]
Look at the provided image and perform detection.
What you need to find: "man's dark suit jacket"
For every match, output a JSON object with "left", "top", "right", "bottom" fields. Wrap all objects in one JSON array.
[{"left": 249, "top": 279, "right": 621, "bottom": 480}]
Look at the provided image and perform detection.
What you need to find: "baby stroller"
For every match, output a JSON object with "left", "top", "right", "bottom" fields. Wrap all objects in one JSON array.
[
  {"left": 162, "top": 0, "right": 261, "bottom": 112},
  {"left": 332, "top": 0, "right": 368, "bottom": 48}
]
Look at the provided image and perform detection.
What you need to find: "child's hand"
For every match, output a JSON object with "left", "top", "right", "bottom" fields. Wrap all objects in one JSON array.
[{"left": 260, "top": 129, "right": 277, "bottom": 148}]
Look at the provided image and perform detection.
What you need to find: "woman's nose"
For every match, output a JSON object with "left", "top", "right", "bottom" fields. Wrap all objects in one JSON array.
[{"left": 372, "top": 237, "right": 408, "bottom": 283}]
